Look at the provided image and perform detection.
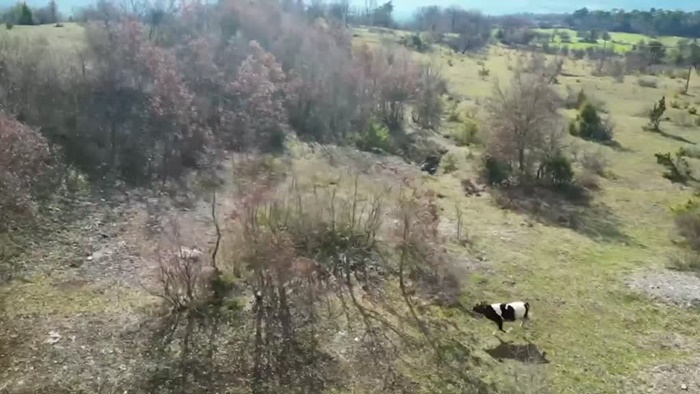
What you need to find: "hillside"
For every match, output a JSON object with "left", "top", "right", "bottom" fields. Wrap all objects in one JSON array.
[{"left": 2, "top": 8, "right": 700, "bottom": 394}]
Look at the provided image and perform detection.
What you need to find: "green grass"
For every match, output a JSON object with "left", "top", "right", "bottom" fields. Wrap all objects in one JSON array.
[
  {"left": 534, "top": 28, "right": 683, "bottom": 54},
  {"left": 359, "top": 28, "right": 700, "bottom": 393},
  {"left": 0, "top": 22, "right": 86, "bottom": 51}
]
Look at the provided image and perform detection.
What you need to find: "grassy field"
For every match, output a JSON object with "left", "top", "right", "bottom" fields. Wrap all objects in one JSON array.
[
  {"left": 1, "top": 22, "right": 86, "bottom": 50},
  {"left": 534, "top": 28, "right": 684, "bottom": 53},
  {"left": 3, "top": 22, "right": 700, "bottom": 393}
]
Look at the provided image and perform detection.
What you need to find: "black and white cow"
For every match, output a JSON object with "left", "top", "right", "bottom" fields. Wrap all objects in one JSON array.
[{"left": 473, "top": 301, "right": 530, "bottom": 333}]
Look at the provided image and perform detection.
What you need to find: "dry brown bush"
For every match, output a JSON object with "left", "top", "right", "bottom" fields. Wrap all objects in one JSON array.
[
  {"left": 145, "top": 164, "right": 479, "bottom": 393},
  {"left": 580, "top": 149, "right": 610, "bottom": 177},
  {"left": 0, "top": 114, "right": 57, "bottom": 230}
]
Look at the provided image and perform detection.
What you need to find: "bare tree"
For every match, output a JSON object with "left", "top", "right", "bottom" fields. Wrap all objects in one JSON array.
[{"left": 485, "top": 72, "right": 564, "bottom": 180}]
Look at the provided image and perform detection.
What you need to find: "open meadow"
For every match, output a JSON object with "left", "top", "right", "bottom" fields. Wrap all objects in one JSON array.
[
  {"left": 2, "top": 16, "right": 700, "bottom": 394},
  {"left": 533, "top": 27, "right": 683, "bottom": 53}
]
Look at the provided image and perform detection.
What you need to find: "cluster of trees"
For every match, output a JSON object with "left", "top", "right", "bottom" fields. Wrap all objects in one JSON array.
[
  {"left": 0, "top": 0, "right": 444, "bottom": 222},
  {"left": 565, "top": 8, "right": 700, "bottom": 39},
  {"left": 409, "top": 6, "right": 492, "bottom": 51},
  {"left": 2, "top": 0, "right": 61, "bottom": 26},
  {"left": 533, "top": 8, "right": 700, "bottom": 39}
]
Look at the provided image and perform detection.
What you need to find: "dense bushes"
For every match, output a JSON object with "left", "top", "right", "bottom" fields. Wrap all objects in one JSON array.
[
  {"left": 0, "top": 0, "right": 444, "bottom": 187},
  {"left": 0, "top": 115, "right": 57, "bottom": 230}
]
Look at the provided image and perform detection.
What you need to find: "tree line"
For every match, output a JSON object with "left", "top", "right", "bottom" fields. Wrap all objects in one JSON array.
[
  {"left": 2, "top": 1, "right": 61, "bottom": 26},
  {"left": 531, "top": 8, "right": 700, "bottom": 39}
]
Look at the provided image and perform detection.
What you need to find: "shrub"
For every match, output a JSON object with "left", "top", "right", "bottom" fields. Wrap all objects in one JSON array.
[
  {"left": 442, "top": 153, "right": 458, "bottom": 174},
  {"left": 637, "top": 77, "right": 658, "bottom": 88},
  {"left": 447, "top": 108, "right": 461, "bottom": 122},
  {"left": 670, "top": 100, "right": 682, "bottom": 109},
  {"left": 655, "top": 150, "right": 693, "bottom": 183},
  {"left": 580, "top": 149, "right": 610, "bottom": 176},
  {"left": 689, "top": 106, "right": 697, "bottom": 115},
  {"left": 576, "top": 170, "right": 600, "bottom": 190},
  {"left": 679, "top": 146, "right": 700, "bottom": 159},
  {"left": 606, "top": 60, "right": 626, "bottom": 82},
  {"left": 353, "top": 121, "right": 394, "bottom": 154},
  {"left": 539, "top": 155, "right": 574, "bottom": 186},
  {"left": 648, "top": 96, "right": 667, "bottom": 131},
  {"left": 668, "top": 252, "right": 700, "bottom": 274},
  {"left": 0, "top": 115, "right": 57, "bottom": 230},
  {"left": 401, "top": 33, "right": 431, "bottom": 52},
  {"left": 481, "top": 156, "right": 511, "bottom": 185},
  {"left": 5, "top": 22, "right": 13, "bottom": 30},
  {"left": 411, "top": 64, "right": 446, "bottom": 130},
  {"left": 148, "top": 225, "right": 217, "bottom": 311},
  {"left": 569, "top": 101, "right": 613, "bottom": 142},
  {"left": 672, "top": 198, "right": 700, "bottom": 254},
  {"left": 477, "top": 62, "right": 490, "bottom": 80},
  {"left": 451, "top": 120, "right": 479, "bottom": 147}
]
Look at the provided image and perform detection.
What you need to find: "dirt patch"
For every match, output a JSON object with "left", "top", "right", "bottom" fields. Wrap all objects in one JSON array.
[
  {"left": 624, "top": 358, "right": 700, "bottom": 394},
  {"left": 626, "top": 269, "right": 700, "bottom": 307},
  {"left": 0, "top": 312, "right": 149, "bottom": 393}
]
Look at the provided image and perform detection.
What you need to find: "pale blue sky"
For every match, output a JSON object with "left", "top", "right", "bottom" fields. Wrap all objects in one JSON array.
[{"left": 1, "top": 0, "right": 698, "bottom": 18}]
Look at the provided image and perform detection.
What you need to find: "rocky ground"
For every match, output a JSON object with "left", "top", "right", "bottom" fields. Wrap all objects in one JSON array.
[
  {"left": 626, "top": 269, "right": 700, "bottom": 308},
  {"left": 625, "top": 270, "right": 700, "bottom": 394}
]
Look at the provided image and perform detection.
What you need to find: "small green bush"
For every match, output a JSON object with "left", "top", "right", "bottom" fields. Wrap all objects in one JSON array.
[
  {"left": 481, "top": 156, "right": 510, "bottom": 185},
  {"left": 5, "top": 22, "right": 13, "bottom": 30},
  {"left": 647, "top": 96, "right": 667, "bottom": 131},
  {"left": 451, "top": 120, "right": 479, "bottom": 147},
  {"left": 569, "top": 101, "right": 613, "bottom": 142},
  {"left": 655, "top": 150, "right": 693, "bottom": 183},
  {"left": 689, "top": 106, "right": 697, "bottom": 115},
  {"left": 354, "top": 122, "right": 394, "bottom": 154},
  {"left": 539, "top": 155, "right": 574, "bottom": 186},
  {"left": 442, "top": 153, "right": 458, "bottom": 174}
]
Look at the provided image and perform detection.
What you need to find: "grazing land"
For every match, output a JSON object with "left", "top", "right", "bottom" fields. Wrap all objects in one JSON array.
[
  {"left": 2, "top": 5, "right": 700, "bottom": 394},
  {"left": 534, "top": 28, "right": 683, "bottom": 53}
]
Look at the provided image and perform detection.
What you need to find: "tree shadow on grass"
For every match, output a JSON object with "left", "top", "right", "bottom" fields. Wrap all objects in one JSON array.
[
  {"left": 642, "top": 126, "right": 697, "bottom": 145},
  {"left": 658, "top": 130, "right": 696, "bottom": 145},
  {"left": 605, "top": 140, "right": 634, "bottom": 153},
  {"left": 491, "top": 184, "right": 636, "bottom": 245},
  {"left": 485, "top": 337, "right": 550, "bottom": 364}
]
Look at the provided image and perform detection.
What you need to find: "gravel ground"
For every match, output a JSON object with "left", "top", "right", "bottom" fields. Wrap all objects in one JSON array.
[
  {"left": 626, "top": 269, "right": 700, "bottom": 307},
  {"left": 624, "top": 270, "right": 700, "bottom": 394},
  {"left": 626, "top": 358, "right": 700, "bottom": 394}
]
